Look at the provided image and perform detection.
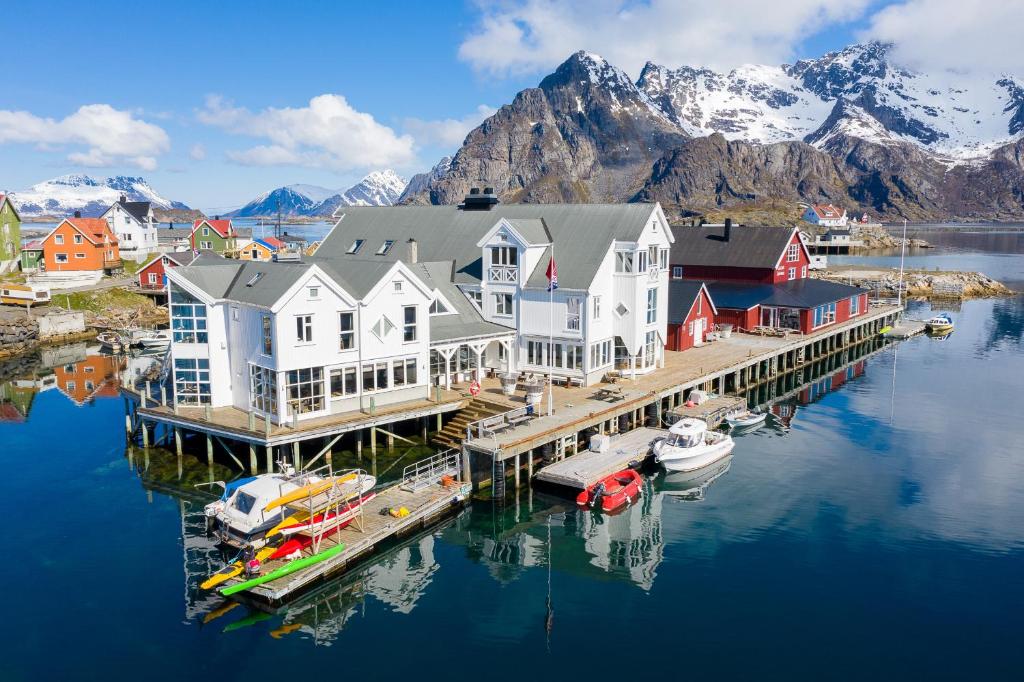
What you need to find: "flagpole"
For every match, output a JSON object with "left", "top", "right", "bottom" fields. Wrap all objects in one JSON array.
[{"left": 548, "top": 243, "right": 554, "bottom": 417}]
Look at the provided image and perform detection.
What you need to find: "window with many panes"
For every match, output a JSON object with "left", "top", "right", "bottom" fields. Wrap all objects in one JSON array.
[
  {"left": 392, "top": 357, "right": 418, "bottom": 387},
  {"left": 590, "top": 339, "right": 612, "bottom": 368},
  {"left": 285, "top": 367, "right": 324, "bottom": 414},
  {"left": 175, "top": 358, "right": 211, "bottom": 405},
  {"left": 329, "top": 366, "right": 358, "bottom": 398},
  {"left": 338, "top": 312, "right": 355, "bottom": 350},
  {"left": 566, "top": 297, "right": 581, "bottom": 331},
  {"left": 646, "top": 288, "right": 658, "bottom": 324},
  {"left": 296, "top": 315, "right": 313, "bottom": 343},
  {"left": 593, "top": 296, "right": 601, "bottom": 320},
  {"left": 615, "top": 251, "right": 634, "bottom": 273},
  {"left": 849, "top": 295, "right": 860, "bottom": 315},
  {"left": 787, "top": 243, "right": 799, "bottom": 262},
  {"left": 637, "top": 250, "right": 648, "bottom": 273},
  {"left": 644, "top": 330, "right": 657, "bottom": 365},
  {"left": 403, "top": 306, "right": 417, "bottom": 342},
  {"left": 490, "top": 246, "right": 517, "bottom": 266},
  {"left": 170, "top": 286, "right": 208, "bottom": 343},
  {"left": 250, "top": 365, "right": 278, "bottom": 414}
]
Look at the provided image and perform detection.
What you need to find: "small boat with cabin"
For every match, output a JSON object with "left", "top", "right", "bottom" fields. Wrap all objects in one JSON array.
[
  {"left": 96, "top": 331, "right": 125, "bottom": 353},
  {"left": 925, "top": 314, "right": 954, "bottom": 334},
  {"left": 576, "top": 469, "right": 642, "bottom": 512},
  {"left": 131, "top": 328, "right": 171, "bottom": 349},
  {"left": 653, "top": 418, "right": 734, "bottom": 472}
]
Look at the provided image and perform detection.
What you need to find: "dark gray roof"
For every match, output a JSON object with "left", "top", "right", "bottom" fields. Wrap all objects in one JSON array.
[
  {"left": 174, "top": 259, "right": 314, "bottom": 306},
  {"left": 505, "top": 218, "right": 551, "bottom": 245},
  {"left": 174, "top": 262, "right": 243, "bottom": 299},
  {"left": 670, "top": 225, "right": 795, "bottom": 269},
  {"left": 667, "top": 280, "right": 711, "bottom": 324},
  {"left": 825, "top": 228, "right": 852, "bottom": 236},
  {"left": 413, "top": 261, "right": 515, "bottom": 343},
  {"left": 317, "top": 258, "right": 403, "bottom": 300},
  {"left": 706, "top": 279, "right": 868, "bottom": 310},
  {"left": 120, "top": 201, "right": 152, "bottom": 223},
  {"left": 314, "top": 204, "right": 658, "bottom": 290}
]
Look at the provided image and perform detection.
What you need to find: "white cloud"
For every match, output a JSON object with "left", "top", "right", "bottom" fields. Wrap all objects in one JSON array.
[
  {"left": 861, "top": 0, "right": 1024, "bottom": 75},
  {"left": 197, "top": 94, "right": 416, "bottom": 171},
  {"left": 403, "top": 105, "right": 498, "bottom": 150},
  {"left": 0, "top": 104, "right": 169, "bottom": 169},
  {"left": 457, "top": 0, "right": 872, "bottom": 75},
  {"left": 189, "top": 143, "right": 206, "bottom": 161}
]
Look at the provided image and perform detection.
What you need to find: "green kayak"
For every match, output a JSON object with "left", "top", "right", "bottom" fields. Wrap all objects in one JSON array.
[{"left": 220, "top": 543, "right": 345, "bottom": 597}]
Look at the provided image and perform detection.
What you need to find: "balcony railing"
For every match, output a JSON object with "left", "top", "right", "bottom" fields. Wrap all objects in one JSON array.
[
  {"left": 103, "top": 258, "right": 123, "bottom": 270},
  {"left": 488, "top": 265, "right": 517, "bottom": 283}
]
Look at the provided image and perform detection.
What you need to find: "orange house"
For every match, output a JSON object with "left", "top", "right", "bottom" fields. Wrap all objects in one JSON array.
[{"left": 41, "top": 214, "right": 121, "bottom": 273}]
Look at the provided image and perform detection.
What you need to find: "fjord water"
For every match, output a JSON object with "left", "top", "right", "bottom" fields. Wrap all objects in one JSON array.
[{"left": 2, "top": 270, "right": 1023, "bottom": 680}]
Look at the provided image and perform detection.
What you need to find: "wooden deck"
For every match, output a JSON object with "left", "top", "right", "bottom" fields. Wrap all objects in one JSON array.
[
  {"left": 885, "top": 319, "right": 927, "bottom": 339},
  {"left": 223, "top": 477, "right": 471, "bottom": 603},
  {"left": 534, "top": 427, "right": 663, "bottom": 489},
  {"left": 667, "top": 395, "right": 747, "bottom": 429},
  {"left": 131, "top": 388, "right": 468, "bottom": 446},
  {"left": 465, "top": 304, "right": 900, "bottom": 460}
]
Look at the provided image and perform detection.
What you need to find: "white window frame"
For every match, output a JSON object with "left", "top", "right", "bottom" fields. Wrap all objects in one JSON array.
[
  {"left": 339, "top": 311, "right": 356, "bottom": 350},
  {"left": 788, "top": 267, "right": 796, "bottom": 281},
  {"left": 403, "top": 305, "right": 418, "bottom": 343},
  {"left": 566, "top": 297, "right": 581, "bottom": 331},
  {"left": 671, "top": 266, "right": 683, "bottom": 279},
  {"left": 261, "top": 314, "right": 273, "bottom": 356},
  {"left": 787, "top": 243, "right": 799, "bottom": 262},
  {"left": 55, "top": 253, "right": 68, "bottom": 263},
  {"left": 615, "top": 251, "right": 634, "bottom": 273},
  {"left": 148, "top": 273, "right": 158, "bottom": 285},
  {"left": 74, "top": 234, "right": 84, "bottom": 245},
  {"left": 54, "top": 234, "right": 64, "bottom": 245},
  {"left": 494, "top": 293, "right": 513, "bottom": 317},
  {"left": 296, "top": 314, "right": 313, "bottom": 344},
  {"left": 592, "top": 296, "right": 601, "bottom": 320},
  {"left": 646, "top": 288, "right": 658, "bottom": 325}
]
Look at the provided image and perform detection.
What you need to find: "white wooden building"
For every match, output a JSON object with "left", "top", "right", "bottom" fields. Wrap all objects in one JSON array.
[{"left": 100, "top": 196, "right": 157, "bottom": 259}]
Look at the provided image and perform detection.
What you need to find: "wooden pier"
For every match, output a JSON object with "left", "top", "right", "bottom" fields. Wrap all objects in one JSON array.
[
  {"left": 885, "top": 319, "right": 927, "bottom": 339},
  {"left": 534, "top": 427, "right": 662, "bottom": 489},
  {"left": 667, "top": 395, "right": 747, "bottom": 429}
]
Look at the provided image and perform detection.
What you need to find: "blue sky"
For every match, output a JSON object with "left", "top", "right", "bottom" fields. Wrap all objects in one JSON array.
[{"left": 2, "top": 0, "right": 1007, "bottom": 212}]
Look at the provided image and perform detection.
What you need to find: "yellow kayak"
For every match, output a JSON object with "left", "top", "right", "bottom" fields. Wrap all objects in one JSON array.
[
  {"left": 200, "top": 546, "right": 276, "bottom": 590},
  {"left": 263, "top": 473, "right": 356, "bottom": 512},
  {"left": 265, "top": 512, "right": 306, "bottom": 539}
]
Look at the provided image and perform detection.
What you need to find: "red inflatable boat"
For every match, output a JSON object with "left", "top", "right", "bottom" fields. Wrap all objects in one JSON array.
[{"left": 576, "top": 469, "right": 642, "bottom": 512}]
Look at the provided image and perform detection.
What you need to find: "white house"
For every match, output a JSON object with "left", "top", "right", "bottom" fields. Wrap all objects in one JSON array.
[
  {"left": 100, "top": 196, "right": 157, "bottom": 260},
  {"left": 802, "top": 203, "right": 848, "bottom": 227}
]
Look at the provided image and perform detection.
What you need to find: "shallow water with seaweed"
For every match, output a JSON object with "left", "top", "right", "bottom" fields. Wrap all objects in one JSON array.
[{"left": 1, "top": 294, "right": 1023, "bottom": 680}]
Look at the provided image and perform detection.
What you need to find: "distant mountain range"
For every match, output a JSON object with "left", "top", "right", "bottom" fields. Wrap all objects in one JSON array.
[
  {"left": 404, "top": 43, "right": 1024, "bottom": 221},
  {"left": 9, "top": 175, "right": 190, "bottom": 218},
  {"left": 229, "top": 170, "right": 407, "bottom": 218}
]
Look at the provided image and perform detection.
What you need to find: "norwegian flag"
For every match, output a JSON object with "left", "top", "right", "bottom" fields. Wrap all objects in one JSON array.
[{"left": 545, "top": 255, "right": 558, "bottom": 292}]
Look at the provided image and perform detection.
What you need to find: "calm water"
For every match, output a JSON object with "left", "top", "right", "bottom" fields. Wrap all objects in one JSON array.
[{"left": 2, "top": 254, "right": 1024, "bottom": 680}]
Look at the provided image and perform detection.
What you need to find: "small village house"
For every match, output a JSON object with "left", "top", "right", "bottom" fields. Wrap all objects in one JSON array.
[
  {"left": 36, "top": 212, "right": 121, "bottom": 286},
  {"left": 189, "top": 218, "right": 237, "bottom": 254},
  {"left": 19, "top": 240, "right": 44, "bottom": 273},
  {"left": 0, "top": 193, "right": 22, "bottom": 274},
  {"left": 136, "top": 251, "right": 206, "bottom": 289},
  {"left": 238, "top": 237, "right": 284, "bottom": 262},
  {"left": 100, "top": 195, "right": 157, "bottom": 260},
  {"left": 665, "top": 281, "right": 716, "bottom": 351},
  {"left": 802, "top": 203, "right": 848, "bottom": 227}
]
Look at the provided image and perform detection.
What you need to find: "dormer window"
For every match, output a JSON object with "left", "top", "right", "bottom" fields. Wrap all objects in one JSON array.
[
  {"left": 429, "top": 298, "right": 451, "bottom": 315},
  {"left": 377, "top": 240, "right": 395, "bottom": 255},
  {"left": 488, "top": 246, "right": 517, "bottom": 283},
  {"left": 347, "top": 239, "right": 364, "bottom": 254}
]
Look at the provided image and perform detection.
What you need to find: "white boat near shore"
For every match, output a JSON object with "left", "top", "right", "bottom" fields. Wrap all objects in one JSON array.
[{"left": 653, "top": 418, "right": 734, "bottom": 472}]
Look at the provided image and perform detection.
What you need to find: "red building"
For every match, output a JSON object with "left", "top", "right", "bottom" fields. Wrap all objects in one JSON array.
[
  {"left": 670, "top": 221, "right": 811, "bottom": 284},
  {"left": 136, "top": 251, "right": 203, "bottom": 289},
  {"left": 666, "top": 281, "right": 717, "bottom": 351},
  {"left": 706, "top": 279, "right": 870, "bottom": 335}
]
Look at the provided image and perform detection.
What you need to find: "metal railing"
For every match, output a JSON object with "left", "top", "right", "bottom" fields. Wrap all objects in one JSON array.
[
  {"left": 465, "top": 404, "right": 537, "bottom": 441},
  {"left": 402, "top": 450, "right": 460, "bottom": 492}
]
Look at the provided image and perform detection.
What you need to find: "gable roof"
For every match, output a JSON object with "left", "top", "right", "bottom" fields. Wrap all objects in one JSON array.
[
  {"left": 192, "top": 219, "right": 233, "bottom": 238},
  {"left": 316, "top": 203, "right": 660, "bottom": 290},
  {"left": 667, "top": 280, "right": 716, "bottom": 324},
  {"left": 670, "top": 225, "right": 797, "bottom": 270},
  {"left": 138, "top": 249, "right": 206, "bottom": 273},
  {"left": 23, "top": 239, "right": 43, "bottom": 251},
  {"left": 809, "top": 204, "right": 846, "bottom": 219},
  {"left": 116, "top": 200, "right": 152, "bottom": 223},
  {"left": 46, "top": 217, "right": 118, "bottom": 246},
  {"left": 259, "top": 236, "right": 285, "bottom": 249},
  {"left": 706, "top": 279, "right": 868, "bottom": 311},
  {"left": 412, "top": 261, "right": 515, "bottom": 343},
  {"left": 0, "top": 193, "right": 21, "bottom": 221}
]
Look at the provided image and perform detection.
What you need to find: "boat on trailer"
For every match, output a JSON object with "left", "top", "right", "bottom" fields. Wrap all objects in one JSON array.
[{"left": 653, "top": 418, "right": 734, "bottom": 472}]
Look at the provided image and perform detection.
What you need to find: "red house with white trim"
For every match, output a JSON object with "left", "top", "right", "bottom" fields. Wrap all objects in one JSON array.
[
  {"left": 136, "top": 251, "right": 202, "bottom": 289},
  {"left": 666, "top": 281, "right": 717, "bottom": 351},
  {"left": 670, "top": 221, "right": 812, "bottom": 284}
]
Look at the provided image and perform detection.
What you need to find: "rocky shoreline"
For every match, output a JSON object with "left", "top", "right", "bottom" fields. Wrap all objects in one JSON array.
[{"left": 815, "top": 266, "right": 1012, "bottom": 299}]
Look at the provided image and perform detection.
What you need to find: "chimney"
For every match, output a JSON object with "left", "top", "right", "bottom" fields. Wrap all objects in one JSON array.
[
  {"left": 460, "top": 186, "right": 499, "bottom": 211},
  {"left": 119, "top": 194, "right": 126, "bottom": 205},
  {"left": 724, "top": 217, "right": 732, "bottom": 242},
  {"left": 74, "top": 210, "right": 82, "bottom": 218},
  {"left": 214, "top": 214, "right": 220, "bottom": 220},
  {"left": 406, "top": 238, "right": 418, "bottom": 264}
]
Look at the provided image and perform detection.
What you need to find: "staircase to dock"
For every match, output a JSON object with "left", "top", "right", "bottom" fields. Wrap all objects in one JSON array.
[{"left": 432, "top": 396, "right": 509, "bottom": 450}]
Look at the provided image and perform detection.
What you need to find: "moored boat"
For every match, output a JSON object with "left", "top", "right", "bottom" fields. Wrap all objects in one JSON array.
[
  {"left": 576, "top": 469, "right": 642, "bottom": 512},
  {"left": 725, "top": 410, "right": 767, "bottom": 430},
  {"left": 925, "top": 313, "right": 954, "bottom": 333},
  {"left": 203, "top": 471, "right": 323, "bottom": 548},
  {"left": 653, "top": 418, "right": 734, "bottom": 472},
  {"left": 276, "top": 490, "right": 376, "bottom": 536},
  {"left": 96, "top": 331, "right": 125, "bottom": 353},
  {"left": 132, "top": 329, "right": 171, "bottom": 349}
]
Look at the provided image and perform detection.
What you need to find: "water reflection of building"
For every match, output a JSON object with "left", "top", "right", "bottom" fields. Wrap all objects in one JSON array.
[
  {"left": 53, "top": 354, "right": 125, "bottom": 405},
  {"left": 0, "top": 379, "right": 37, "bottom": 422},
  {"left": 364, "top": 535, "right": 439, "bottom": 614}
]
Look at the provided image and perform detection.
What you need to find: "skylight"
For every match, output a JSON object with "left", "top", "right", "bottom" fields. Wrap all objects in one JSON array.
[
  {"left": 377, "top": 240, "right": 395, "bottom": 255},
  {"left": 245, "top": 272, "right": 264, "bottom": 287},
  {"left": 347, "top": 239, "right": 364, "bottom": 254}
]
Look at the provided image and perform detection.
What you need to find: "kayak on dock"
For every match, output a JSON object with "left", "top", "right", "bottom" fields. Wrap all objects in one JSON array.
[
  {"left": 200, "top": 545, "right": 278, "bottom": 590},
  {"left": 576, "top": 469, "right": 643, "bottom": 512},
  {"left": 220, "top": 543, "right": 346, "bottom": 597}
]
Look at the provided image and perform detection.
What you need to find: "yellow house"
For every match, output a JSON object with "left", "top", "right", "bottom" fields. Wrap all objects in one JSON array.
[{"left": 238, "top": 238, "right": 282, "bottom": 262}]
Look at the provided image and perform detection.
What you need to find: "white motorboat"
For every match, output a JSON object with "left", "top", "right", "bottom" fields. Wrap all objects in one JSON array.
[
  {"left": 725, "top": 409, "right": 767, "bottom": 430},
  {"left": 653, "top": 418, "right": 734, "bottom": 472},
  {"left": 96, "top": 331, "right": 125, "bottom": 353},
  {"left": 925, "top": 313, "right": 954, "bottom": 334},
  {"left": 204, "top": 471, "right": 323, "bottom": 548},
  {"left": 133, "top": 329, "right": 171, "bottom": 349}
]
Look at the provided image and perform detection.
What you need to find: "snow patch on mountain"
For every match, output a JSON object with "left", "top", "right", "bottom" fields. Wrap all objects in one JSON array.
[
  {"left": 231, "top": 170, "right": 408, "bottom": 217},
  {"left": 9, "top": 175, "right": 188, "bottom": 218}
]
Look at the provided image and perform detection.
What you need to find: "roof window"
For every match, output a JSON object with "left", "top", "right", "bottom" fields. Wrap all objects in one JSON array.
[
  {"left": 245, "top": 272, "right": 264, "bottom": 287},
  {"left": 429, "top": 299, "right": 450, "bottom": 315},
  {"left": 377, "top": 240, "right": 395, "bottom": 255},
  {"left": 347, "top": 239, "right": 364, "bottom": 254}
]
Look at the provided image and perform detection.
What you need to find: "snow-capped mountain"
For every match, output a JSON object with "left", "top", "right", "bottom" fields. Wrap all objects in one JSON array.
[
  {"left": 9, "top": 174, "right": 189, "bottom": 218},
  {"left": 398, "top": 157, "right": 452, "bottom": 203},
  {"left": 638, "top": 42, "right": 1024, "bottom": 159},
  {"left": 230, "top": 170, "right": 407, "bottom": 217}
]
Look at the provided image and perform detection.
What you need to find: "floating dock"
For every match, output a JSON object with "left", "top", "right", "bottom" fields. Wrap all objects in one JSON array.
[
  {"left": 534, "top": 427, "right": 663, "bottom": 489},
  {"left": 216, "top": 454, "right": 469, "bottom": 604},
  {"left": 885, "top": 319, "right": 927, "bottom": 339},
  {"left": 667, "top": 395, "right": 747, "bottom": 429}
]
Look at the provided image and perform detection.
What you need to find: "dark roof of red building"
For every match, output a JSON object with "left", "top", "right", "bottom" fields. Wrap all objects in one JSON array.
[
  {"left": 670, "top": 225, "right": 799, "bottom": 269},
  {"left": 706, "top": 279, "right": 868, "bottom": 310},
  {"left": 667, "top": 280, "right": 716, "bottom": 324}
]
